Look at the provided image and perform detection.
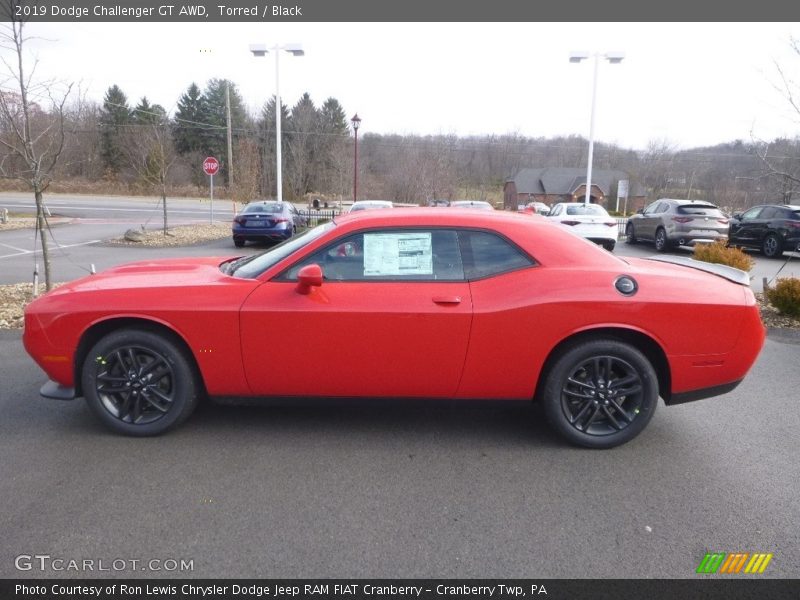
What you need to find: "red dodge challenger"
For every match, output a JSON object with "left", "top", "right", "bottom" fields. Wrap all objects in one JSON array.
[{"left": 23, "top": 209, "right": 765, "bottom": 448}]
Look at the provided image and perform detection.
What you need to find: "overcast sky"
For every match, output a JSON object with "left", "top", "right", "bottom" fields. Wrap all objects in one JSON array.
[{"left": 8, "top": 21, "right": 800, "bottom": 150}]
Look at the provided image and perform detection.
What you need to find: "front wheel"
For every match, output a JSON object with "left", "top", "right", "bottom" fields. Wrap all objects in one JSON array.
[
  {"left": 762, "top": 233, "right": 782, "bottom": 258},
  {"left": 81, "top": 329, "right": 200, "bottom": 436},
  {"left": 540, "top": 340, "right": 659, "bottom": 449}
]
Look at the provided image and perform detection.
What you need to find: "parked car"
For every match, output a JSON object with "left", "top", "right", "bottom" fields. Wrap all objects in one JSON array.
[
  {"left": 348, "top": 200, "right": 393, "bottom": 213},
  {"left": 519, "top": 201, "right": 551, "bottom": 216},
  {"left": 232, "top": 201, "right": 306, "bottom": 247},
  {"left": 450, "top": 200, "right": 494, "bottom": 210},
  {"left": 625, "top": 199, "right": 729, "bottom": 252},
  {"left": 23, "top": 209, "right": 764, "bottom": 448},
  {"left": 728, "top": 204, "right": 800, "bottom": 258},
  {"left": 546, "top": 202, "right": 618, "bottom": 251}
]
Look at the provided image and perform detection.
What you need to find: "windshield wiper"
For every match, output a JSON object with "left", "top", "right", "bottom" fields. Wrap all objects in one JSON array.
[{"left": 223, "top": 255, "right": 257, "bottom": 276}]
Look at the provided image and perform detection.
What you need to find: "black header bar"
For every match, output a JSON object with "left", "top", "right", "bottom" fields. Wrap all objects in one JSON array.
[{"left": 2, "top": 0, "right": 800, "bottom": 22}]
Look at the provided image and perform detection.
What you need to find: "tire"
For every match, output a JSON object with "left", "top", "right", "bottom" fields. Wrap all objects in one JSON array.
[
  {"left": 541, "top": 339, "right": 659, "bottom": 449},
  {"left": 762, "top": 233, "right": 782, "bottom": 258},
  {"left": 625, "top": 223, "right": 637, "bottom": 244},
  {"left": 81, "top": 329, "right": 200, "bottom": 436},
  {"left": 603, "top": 240, "right": 616, "bottom": 252},
  {"left": 234, "top": 238, "right": 245, "bottom": 248},
  {"left": 654, "top": 227, "right": 670, "bottom": 252}
]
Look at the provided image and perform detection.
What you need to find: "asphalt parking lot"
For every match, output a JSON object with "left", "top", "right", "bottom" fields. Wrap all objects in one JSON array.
[{"left": 1, "top": 328, "right": 798, "bottom": 579}]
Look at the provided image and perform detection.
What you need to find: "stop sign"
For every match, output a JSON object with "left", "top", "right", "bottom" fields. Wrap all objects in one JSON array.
[{"left": 203, "top": 156, "right": 220, "bottom": 176}]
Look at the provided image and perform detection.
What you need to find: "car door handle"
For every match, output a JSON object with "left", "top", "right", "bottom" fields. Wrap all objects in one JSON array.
[{"left": 432, "top": 296, "right": 461, "bottom": 305}]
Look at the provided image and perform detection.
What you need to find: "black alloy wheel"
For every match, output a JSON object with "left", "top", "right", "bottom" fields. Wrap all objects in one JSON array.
[
  {"left": 654, "top": 228, "right": 669, "bottom": 252},
  {"left": 541, "top": 340, "right": 658, "bottom": 449},
  {"left": 82, "top": 329, "right": 199, "bottom": 436},
  {"left": 762, "top": 233, "right": 782, "bottom": 258},
  {"left": 625, "top": 223, "right": 637, "bottom": 244}
]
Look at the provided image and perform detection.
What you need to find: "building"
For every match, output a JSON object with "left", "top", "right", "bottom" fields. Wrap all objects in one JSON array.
[{"left": 503, "top": 167, "right": 647, "bottom": 212}]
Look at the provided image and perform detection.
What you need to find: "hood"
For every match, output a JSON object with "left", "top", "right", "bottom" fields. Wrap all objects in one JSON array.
[{"left": 43, "top": 256, "right": 238, "bottom": 296}]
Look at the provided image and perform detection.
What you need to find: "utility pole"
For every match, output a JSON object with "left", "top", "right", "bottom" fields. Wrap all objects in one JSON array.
[{"left": 226, "top": 82, "right": 234, "bottom": 190}]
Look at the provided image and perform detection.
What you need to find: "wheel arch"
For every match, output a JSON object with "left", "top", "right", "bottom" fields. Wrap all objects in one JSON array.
[
  {"left": 534, "top": 327, "right": 672, "bottom": 404},
  {"left": 74, "top": 317, "right": 206, "bottom": 398}
]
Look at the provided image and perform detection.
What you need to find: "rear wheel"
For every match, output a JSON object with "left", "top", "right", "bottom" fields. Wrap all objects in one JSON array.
[
  {"left": 81, "top": 329, "right": 199, "bottom": 436},
  {"left": 541, "top": 339, "right": 659, "bottom": 449},
  {"left": 625, "top": 223, "right": 637, "bottom": 244},
  {"left": 233, "top": 238, "right": 245, "bottom": 248},
  {"left": 762, "top": 233, "right": 782, "bottom": 258},
  {"left": 654, "top": 227, "right": 670, "bottom": 252}
]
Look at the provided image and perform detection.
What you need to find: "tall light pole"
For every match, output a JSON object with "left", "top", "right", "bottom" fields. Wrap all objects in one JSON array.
[
  {"left": 249, "top": 43, "right": 304, "bottom": 202},
  {"left": 351, "top": 113, "right": 361, "bottom": 203},
  {"left": 569, "top": 51, "right": 625, "bottom": 205}
]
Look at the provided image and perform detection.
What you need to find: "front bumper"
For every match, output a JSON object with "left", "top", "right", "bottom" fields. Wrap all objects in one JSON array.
[{"left": 40, "top": 380, "right": 76, "bottom": 400}]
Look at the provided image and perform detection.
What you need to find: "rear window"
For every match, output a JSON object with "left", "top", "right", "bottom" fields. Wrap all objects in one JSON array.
[
  {"left": 789, "top": 209, "right": 800, "bottom": 220},
  {"left": 244, "top": 203, "right": 282, "bottom": 214},
  {"left": 677, "top": 205, "right": 724, "bottom": 217},
  {"left": 566, "top": 205, "right": 606, "bottom": 216}
]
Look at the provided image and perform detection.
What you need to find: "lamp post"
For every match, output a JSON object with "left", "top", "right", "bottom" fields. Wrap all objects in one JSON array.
[
  {"left": 351, "top": 113, "right": 361, "bottom": 203},
  {"left": 249, "top": 43, "right": 304, "bottom": 203},
  {"left": 569, "top": 51, "right": 625, "bottom": 205}
]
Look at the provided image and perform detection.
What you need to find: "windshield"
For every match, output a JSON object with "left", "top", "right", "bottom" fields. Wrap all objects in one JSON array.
[{"left": 227, "top": 221, "right": 336, "bottom": 279}]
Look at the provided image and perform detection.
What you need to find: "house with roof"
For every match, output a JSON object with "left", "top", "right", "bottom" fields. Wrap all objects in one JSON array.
[{"left": 503, "top": 167, "right": 647, "bottom": 212}]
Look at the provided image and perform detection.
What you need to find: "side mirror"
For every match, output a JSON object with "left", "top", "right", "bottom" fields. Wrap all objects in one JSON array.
[
  {"left": 636, "top": 208, "right": 644, "bottom": 215},
  {"left": 296, "top": 264, "right": 323, "bottom": 294},
  {"left": 733, "top": 213, "right": 742, "bottom": 220}
]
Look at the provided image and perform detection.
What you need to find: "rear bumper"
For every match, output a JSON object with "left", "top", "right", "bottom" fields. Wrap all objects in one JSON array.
[
  {"left": 666, "top": 379, "right": 742, "bottom": 405},
  {"left": 232, "top": 227, "right": 292, "bottom": 242}
]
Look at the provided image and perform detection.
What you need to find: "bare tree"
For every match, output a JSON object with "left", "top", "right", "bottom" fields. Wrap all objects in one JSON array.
[
  {"left": 0, "top": 15, "right": 73, "bottom": 291},
  {"left": 121, "top": 116, "right": 177, "bottom": 235}
]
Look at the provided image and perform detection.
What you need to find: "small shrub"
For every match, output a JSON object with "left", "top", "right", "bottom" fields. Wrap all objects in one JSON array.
[
  {"left": 766, "top": 277, "right": 800, "bottom": 318},
  {"left": 693, "top": 241, "right": 754, "bottom": 272}
]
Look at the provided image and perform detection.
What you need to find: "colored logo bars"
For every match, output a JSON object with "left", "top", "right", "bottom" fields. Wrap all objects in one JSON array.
[{"left": 696, "top": 552, "right": 773, "bottom": 574}]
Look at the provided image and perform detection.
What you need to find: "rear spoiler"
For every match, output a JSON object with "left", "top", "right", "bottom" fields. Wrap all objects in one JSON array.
[{"left": 644, "top": 256, "right": 750, "bottom": 286}]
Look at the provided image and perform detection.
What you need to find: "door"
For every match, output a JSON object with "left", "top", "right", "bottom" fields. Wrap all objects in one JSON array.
[
  {"left": 638, "top": 201, "right": 667, "bottom": 240},
  {"left": 730, "top": 206, "right": 764, "bottom": 247},
  {"left": 240, "top": 228, "right": 472, "bottom": 398}
]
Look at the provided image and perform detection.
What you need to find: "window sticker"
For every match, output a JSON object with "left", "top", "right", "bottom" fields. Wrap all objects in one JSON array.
[{"left": 363, "top": 232, "right": 433, "bottom": 276}]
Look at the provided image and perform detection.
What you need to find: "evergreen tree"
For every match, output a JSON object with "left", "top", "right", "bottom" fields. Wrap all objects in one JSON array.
[
  {"left": 172, "top": 83, "right": 207, "bottom": 155},
  {"left": 99, "top": 84, "right": 131, "bottom": 174},
  {"left": 132, "top": 97, "right": 166, "bottom": 124},
  {"left": 202, "top": 78, "right": 248, "bottom": 184},
  {"left": 286, "top": 92, "right": 320, "bottom": 198}
]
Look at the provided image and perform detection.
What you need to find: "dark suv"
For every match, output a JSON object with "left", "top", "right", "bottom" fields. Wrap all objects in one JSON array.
[
  {"left": 728, "top": 204, "right": 800, "bottom": 258},
  {"left": 625, "top": 199, "right": 729, "bottom": 252}
]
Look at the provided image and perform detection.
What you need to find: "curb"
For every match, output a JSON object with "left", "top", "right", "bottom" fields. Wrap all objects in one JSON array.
[{"left": 767, "top": 327, "right": 800, "bottom": 345}]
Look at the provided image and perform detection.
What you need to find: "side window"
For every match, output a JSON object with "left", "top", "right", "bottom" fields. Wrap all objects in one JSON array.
[
  {"left": 550, "top": 205, "right": 562, "bottom": 216},
  {"left": 742, "top": 207, "right": 763, "bottom": 220},
  {"left": 656, "top": 202, "right": 670, "bottom": 213},
  {"left": 459, "top": 230, "right": 534, "bottom": 280},
  {"left": 759, "top": 207, "right": 777, "bottom": 220},
  {"left": 643, "top": 202, "right": 660, "bottom": 215},
  {"left": 282, "top": 229, "right": 463, "bottom": 281}
]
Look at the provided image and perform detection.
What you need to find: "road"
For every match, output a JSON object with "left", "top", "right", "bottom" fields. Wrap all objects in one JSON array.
[
  {"left": 0, "top": 192, "right": 255, "bottom": 283},
  {"left": 0, "top": 328, "right": 798, "bottom": 578},
  {"left": 2, "top": 194, "right": 799, "bottom": 289}
]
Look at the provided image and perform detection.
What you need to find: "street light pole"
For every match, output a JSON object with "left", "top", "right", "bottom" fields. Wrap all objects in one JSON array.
[
  {"left": 351, "top": 113, "right": 361, "bottom": 203},
  {"left": 250, "top": 43, "right": 304, "bottom": 203},
  {"left": 569, "top": 51, "right": 625, "bottom": 205}
]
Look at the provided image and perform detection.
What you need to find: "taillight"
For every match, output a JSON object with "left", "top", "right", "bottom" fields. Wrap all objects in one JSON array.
[
  {"left": 717, "top": 218, "right": 729, "bottom": 225},
  {"left": 788, "top": 221, "right": 800, "bottom": 229},
  {"left": 233, "top": 216, "right": 245, "bottom": 225},
  {"left": 274, "top": 218, "right": 289, "bottom": 223},
  {"left": 561, "top": 220, "right": 580, "bottom": 226},
  {"left": 671, "top": 216, "right": 692, "bottom": 223},
  {"left": 604, "top": 221, "right": 617, "bottom": 227}
]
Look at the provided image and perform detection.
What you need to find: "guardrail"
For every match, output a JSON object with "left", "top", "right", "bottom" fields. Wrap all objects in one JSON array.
[{"left": 297, "top": 209, "right": 340, "bottom": 227}]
